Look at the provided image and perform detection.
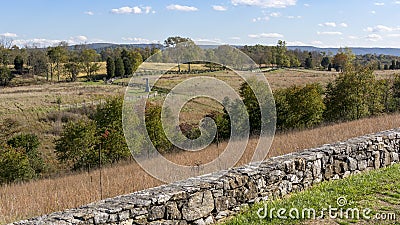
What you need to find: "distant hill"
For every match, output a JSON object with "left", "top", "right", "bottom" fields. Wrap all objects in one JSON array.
[
  {"left": 287, "top": 46, "right": 400, "bottom": 57},
  {"left": 70, "top": 43, "right": 400, "bottom": 57}
]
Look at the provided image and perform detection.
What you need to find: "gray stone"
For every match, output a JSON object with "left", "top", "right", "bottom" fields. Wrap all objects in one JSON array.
[
  {"left": 166, "top": 202, "right": 181, "bottom": 220},
  {"left": 182, "top": 191, "right": 214, "bottom": 221},
  {"left": 204, "top": 215, "right": 214, "bottom": 225},
  {"left": 193, "top": 218, "right": 206, "bottom": 225},
  {"left": 347, "top": 157, "right": 358, "bottom": 171},
  {"left": 148, "top": 205, "right": 165, "bottom": 221},
  {"left": 358, "top": 160, "right": 368, "bottom": 170}
]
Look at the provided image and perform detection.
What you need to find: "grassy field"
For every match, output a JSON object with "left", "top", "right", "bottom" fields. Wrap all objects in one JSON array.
[
  {"left": 1, "top": 66, "right": 400, "bottom": 224},
  {"left": 1, "top": 112, "right": 400, "bottom": 224},
  {"left": 222, "top": 164, "right": 400, "bottom": 225}
]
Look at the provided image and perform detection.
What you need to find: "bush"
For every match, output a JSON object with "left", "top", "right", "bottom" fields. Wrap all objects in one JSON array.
[
  {"left": 324, "top": 66, "right": 383, "bottom": 121},
  {"left": 55, "top": 119, "right": 98, "bottom": 170},
  {"left": 7, "top": 133, "right": 45, "bottom": 174},
  {"left": 275, "top": 83, "right": 325, "bottom": 130},
  {"left": 0, "top": 145, "right": 35, "bottom": 184}
]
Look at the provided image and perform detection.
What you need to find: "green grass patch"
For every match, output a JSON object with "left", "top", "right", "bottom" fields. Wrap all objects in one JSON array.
[{"left": 222, "top": 164, "right": 400, "bottom": 225}]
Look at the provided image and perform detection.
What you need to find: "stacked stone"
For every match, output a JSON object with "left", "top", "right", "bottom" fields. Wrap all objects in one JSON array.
[{"left": 12, "top": 129, "right": 400, "bottom": 225}]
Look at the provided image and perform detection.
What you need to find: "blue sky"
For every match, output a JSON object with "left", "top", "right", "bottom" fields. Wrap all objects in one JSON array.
[{"left": 1, "top": 0, "right": 400, "bottom": 48}]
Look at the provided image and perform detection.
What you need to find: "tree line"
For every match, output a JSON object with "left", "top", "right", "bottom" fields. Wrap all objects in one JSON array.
[{"left": 3, "top": 37, "right": 400, "bottom": 87}]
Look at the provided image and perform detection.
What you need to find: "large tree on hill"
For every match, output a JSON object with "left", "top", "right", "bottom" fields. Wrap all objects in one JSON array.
[
  {"left": 164, "top": 36, "right": 192, "bottom": 47},
  {"left": 164, "top": 36, "right": 198, "bottom": 72}
]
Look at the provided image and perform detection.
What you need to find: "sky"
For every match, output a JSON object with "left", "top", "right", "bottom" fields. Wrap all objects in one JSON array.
[{"left": 1, "top": 0, "right": 400, "bottom": 48}]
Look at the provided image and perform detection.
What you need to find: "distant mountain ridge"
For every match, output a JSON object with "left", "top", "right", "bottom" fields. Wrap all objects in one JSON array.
[
  {"left": 287, "top": 46, "right": 400, "bottom": 57},
  {"left": 75, "top": 43, "right": 400, "bottom": 57}
]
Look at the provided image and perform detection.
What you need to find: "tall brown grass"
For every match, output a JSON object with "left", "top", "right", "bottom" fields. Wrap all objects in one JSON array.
[{"left": 1, "top": 113, "right": 400, "bottom": 224}]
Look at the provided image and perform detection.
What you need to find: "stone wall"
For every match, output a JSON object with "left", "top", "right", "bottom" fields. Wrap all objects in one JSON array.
[{"left": 12, "top": 128, "right": 400, "bottom": 225}]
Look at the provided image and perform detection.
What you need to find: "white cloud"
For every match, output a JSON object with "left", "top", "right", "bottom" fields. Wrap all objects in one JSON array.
[
  {"left": 111, "top": 6, "right": 152, "bottom": 14},
  {"left": 212, "top": 5, "right": 227, "bottom": 11},
  {"left": 248, "top": 33, "right": 284, "bottom": 38},
  {"left": 318, "top": 22, "right": 347, "bottom": 28},
  {"left": 230, "top": 37, "right": 241, "bottom": 40},
  {"left": 13, "top": 38, "right": 62, "bottom": 47},
  {"left": 311, "top": 40, "right": 323, "bottom": 45},
  {"left": 374, "top": 2, "right": 385, "bottom": 6},
  {"left": 366, "top": 34, "right": 383, "bottom": 41},
  {"left": 319, "top": 22, "right": 336, "bottom": 27},
  {"left": 121, "top": 37, "right": 157, "bottom": 44},
  {"left": 371, "top": 10, "right": 376, "bottom": 14},
  {"left": 365, "top": 25, "right": 400, "bottom": 32},
  {"left": 286, "top": 41, "right": 307, "bottom": 46},
  {"left": 231, "top": 0, "right": 297, "bottom": 8},
  {"left": 166, "top": 4, "right": 198, "bottom": 11},
  {"left": 71, "top": 35, "right": 88, "bottom": 42},
  {"left": 304, "top": 3, "right": 311, "bottom": 7},
  {"left": 143, "top": 6, "right": 152, "bottom": 14},
  {"left": 252, "top": 16, "right": 270, "bottom": 22},
  {"left": 270, "top": 12, "right": 281, "bottom": 17},
  {"left": 84, "top": 11, "right": 94, "bottom": 16},
  {"left": 395, "top": 1, "right": 400, "bottom": 4},
  {"left": 348, "top": 35, "right": 359, "bottom": 39},
  {"left": 388, "top": 33, "right": 400, "bottom": 37},
  {"left": 0, "top": 32, "right": 18, "bottom": 38},
  {"left": 317, "top": 31, "right": 343, "bottom": 35},
  {"left": 287, "top": 15, "right": 302, "bottom": 19},
  {"left": 193, "top": 38, "right": 222, "bottom": 44}
]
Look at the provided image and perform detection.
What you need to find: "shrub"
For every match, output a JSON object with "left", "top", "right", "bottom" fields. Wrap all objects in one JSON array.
[
  {"left": 275, "top": 83, "right": 325, "bottom": 130},
  {"left": 7, "top": 133, "right": 45, "bottom": 174},
  {"left": 0, "top": 145, "right": 35, "bottom": 184}
]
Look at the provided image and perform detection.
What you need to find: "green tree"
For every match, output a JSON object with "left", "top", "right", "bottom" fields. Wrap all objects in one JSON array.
[
  {"left": 275, "top": 83, "right": 325, "bottom": 130},
  {"left": 324, "top": 65, "right": 383, "bottom": 121},
  {"left": 47, "top": 43, "right": 68, "bottom": 82},
  {"left": 304, "top": 52, "right": 313, "bottom": 69},
  {"left": 164, "top": 36, "right": 192, "bottom": 47},
  {"left": 106, "top": 57, "right": 115, "bottom": 79},
  {"left": 55, "top": 119, "right": 98, "bottom": 170},
  {"left": 145, "top": 104, "right": 173, "bottom": 153},
  {"left": 0, "top": 145, "right": 35, "bottom": 184},
  {"left": 14, "top": 55, "right": 24, "bottom": 74},
  {"left": 114, "top": 57, "right": 125, "bottom": 77},
  {"left": 274, "top": 40, "right": 290, "bottom": 68},
  {"left": 64, "top": 62, "right": 81, "bottom": 82},
  {"left": 321, "top": 56, "right": 330, "bottom": 70},
  {"left": 0, "top": 66, "right": 12, "bottom": 86},
  {"left": 80, "top": 48, "right": 100, "bottom": 81},
  {"left": 239, "top": 78, "right": 275, "bottom": 134},
  {"left": 7, "top": 133, "right": 45, "bottom": 174},
  {"left": 332, "top": 48, "right": 354, "bottom": 72},
  {"left": 28, "top": 48, "right": 48, "bottom": 77}
]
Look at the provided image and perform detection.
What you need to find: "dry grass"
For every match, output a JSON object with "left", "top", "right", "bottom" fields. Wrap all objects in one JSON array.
[{"left": 1, "top": 113, "right": 400, "bottom": 224}]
